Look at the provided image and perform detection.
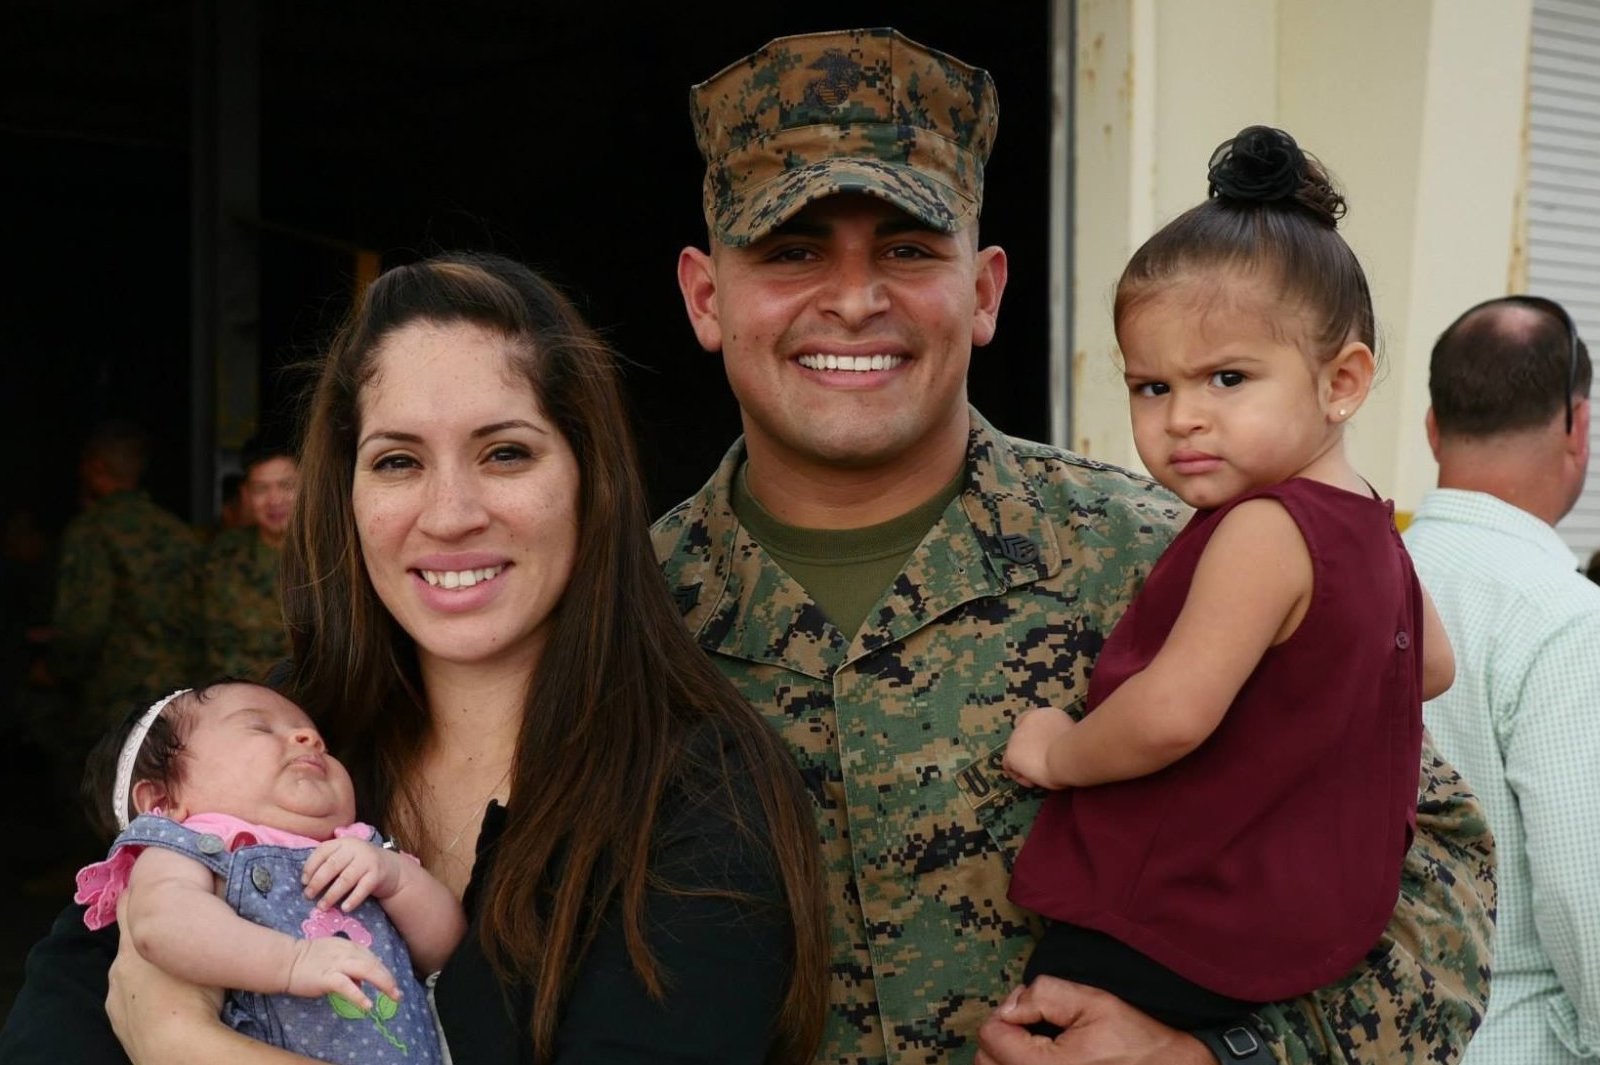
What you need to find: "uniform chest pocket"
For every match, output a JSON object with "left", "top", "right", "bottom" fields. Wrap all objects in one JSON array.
[{"left": 953, "top": 742, "right": 1042, "bottom": 871}]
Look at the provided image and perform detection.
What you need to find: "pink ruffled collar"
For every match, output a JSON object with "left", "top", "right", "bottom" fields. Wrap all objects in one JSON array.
[{"left": 74, "top": 813, "right": 374, "bottom": 931}]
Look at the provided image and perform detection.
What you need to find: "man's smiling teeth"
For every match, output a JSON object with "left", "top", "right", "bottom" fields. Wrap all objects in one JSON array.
[
  {"left": 420, "top": 565, "right": 505, "bottom": 589},
  {"left": 797, "top": 353, "right": 903, "bottom": 372}
]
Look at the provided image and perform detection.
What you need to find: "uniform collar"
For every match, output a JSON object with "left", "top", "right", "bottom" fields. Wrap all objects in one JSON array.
[{"left": 663, "top": 407, "right": 1063, "bottom": 677}]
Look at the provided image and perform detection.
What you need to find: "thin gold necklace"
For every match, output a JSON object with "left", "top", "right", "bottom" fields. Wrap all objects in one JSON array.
[{"left": 437, "top": 764, "right": 511, "bottom": 856}]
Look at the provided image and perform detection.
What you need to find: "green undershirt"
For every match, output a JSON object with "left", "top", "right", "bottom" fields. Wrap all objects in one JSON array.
[{"left": 731, "top": 462, "right": 965, "bottom": 639}]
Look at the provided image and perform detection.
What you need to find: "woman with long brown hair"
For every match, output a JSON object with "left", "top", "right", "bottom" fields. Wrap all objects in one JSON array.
[{"left": 1, "top": 251, "right": 826, "bottom": 1064}]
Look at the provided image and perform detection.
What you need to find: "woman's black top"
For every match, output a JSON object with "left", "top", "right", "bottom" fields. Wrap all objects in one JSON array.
[{"left": 0, "top": 735, "right": 794, "bottom": 1064}]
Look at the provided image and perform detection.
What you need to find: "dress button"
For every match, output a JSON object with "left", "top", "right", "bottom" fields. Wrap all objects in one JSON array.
[
  {"left": 251, "top": 865, "right": 274, "bottom": 894},
  {"left": 1395, "top": 631, "right": 1410, "bottom": 650},
  {"left": 196, "top": 834, "right": 225, "bottom": 855}
]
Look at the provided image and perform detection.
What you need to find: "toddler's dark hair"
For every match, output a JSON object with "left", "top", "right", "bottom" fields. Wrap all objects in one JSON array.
[
  {"left": 1115, "top": 124, "right": 1377, "bottom": 362},
  {"left": 79, "top": 679, "right": 244, "bottom": 842}
]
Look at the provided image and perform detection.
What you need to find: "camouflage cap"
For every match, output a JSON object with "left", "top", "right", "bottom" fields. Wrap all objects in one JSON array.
[{"left": 690, "top": 27, "right": 999, "bottom": 247}]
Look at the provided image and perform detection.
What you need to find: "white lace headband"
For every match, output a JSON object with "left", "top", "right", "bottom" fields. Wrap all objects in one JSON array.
[{"left": 112, "top": 688, "right": 192, "bottom": 831}]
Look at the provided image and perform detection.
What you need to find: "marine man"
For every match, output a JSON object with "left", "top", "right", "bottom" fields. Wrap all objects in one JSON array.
[
  {"left": 653, "top": 26, "right": 1495, "bottom": 1065},
  {"left": 48, "top": 417, "right": 201, "bottom": 777},
  {"left": 199, "top": 438, "right": 298, "bottom": 678}
]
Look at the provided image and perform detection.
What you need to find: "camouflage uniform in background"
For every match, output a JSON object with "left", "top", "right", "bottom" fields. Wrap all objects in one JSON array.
[
  {"left": 653, "top": 411, "right": 1497, "bottom": 1065},
  {"left": 49, "top": 489, "right": 201, "bottom": 735},
  {"left": 199, "top": 526, "right": 289, "bottom": 680}
]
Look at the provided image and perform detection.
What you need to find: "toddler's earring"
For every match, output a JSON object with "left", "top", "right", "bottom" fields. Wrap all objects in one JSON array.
[{"left": 1337, "top": 408, "right": 1347, "bottom": 418}]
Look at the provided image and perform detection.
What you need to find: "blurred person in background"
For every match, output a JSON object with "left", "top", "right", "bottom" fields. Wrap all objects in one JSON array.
[
  {"left": 195, "top": 472, "right": 254, "bottom": 545},
  {"left": 37, "top": 420, "right": 200, "bottom": 864},
  {"left": 198, "top": 438, "right": 297, "bottom": 679}
]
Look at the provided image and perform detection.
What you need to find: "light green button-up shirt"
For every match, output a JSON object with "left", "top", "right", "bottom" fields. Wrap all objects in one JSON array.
[{"left": 1407, "top": 488, "right": 1600, "bottom": 1064}]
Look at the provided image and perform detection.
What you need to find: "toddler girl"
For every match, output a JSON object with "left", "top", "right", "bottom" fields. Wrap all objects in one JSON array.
[
  {"left": 75, "top": 680, "right": 465, "bottom": 1063},
  {"left": 1003, "top": 125, "right": 1454, "bottom": 1029}
]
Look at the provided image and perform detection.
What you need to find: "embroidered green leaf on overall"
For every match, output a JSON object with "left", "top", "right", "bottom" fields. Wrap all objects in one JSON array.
[
  {"left": 328, "top": 992, "right": 366, "bottom": 1020},
  {"left": 325, "top": 991, "right": 410, "bottom": 1053},
  {"left": 374, "top": 992, "right": 399, "bottom": 1022}
]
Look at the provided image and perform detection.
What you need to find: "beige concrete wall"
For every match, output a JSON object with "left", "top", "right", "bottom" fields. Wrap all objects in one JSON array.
[
  {"left": 1386, "top": 1, "right": 1532, "bottom": 511},
  {"left": 1070, "top": 0, "right": 1532, "bottom": 515},
  {"left": 1071, "top": 0, "right": 1152, "bottom": 468}
]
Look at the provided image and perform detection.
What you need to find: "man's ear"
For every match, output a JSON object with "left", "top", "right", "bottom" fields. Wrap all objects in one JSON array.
[
  {"left": 972, "top": 244, "right": 1008, "bottom": 348},
  {"left": 1567, "top": 397, "right": 1591, "bottom": 457},
  {"left": 1324, "top": 341, "right": 1376, "bottom": 421},
  {"left": 1424, "top": 407, "right": 1442, "bottom": 461},
  {"left": 677, "top": 246, "right": 723, "bottom": 354}
]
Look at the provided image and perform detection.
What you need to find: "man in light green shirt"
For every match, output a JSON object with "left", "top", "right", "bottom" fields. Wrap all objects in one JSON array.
[{"left": 1406, "top": 295, "right": 1600, "bottom": 1065}]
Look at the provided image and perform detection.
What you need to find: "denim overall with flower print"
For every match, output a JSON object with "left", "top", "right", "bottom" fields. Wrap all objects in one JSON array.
[{"left": 111, "top": 814, "right": 444, "bottom": 1064}]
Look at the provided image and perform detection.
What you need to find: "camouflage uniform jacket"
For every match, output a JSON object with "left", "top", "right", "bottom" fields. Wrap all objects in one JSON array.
[
  {"left": 652, "top": 408, "right": 1495, "bottom": 1065},
  {"left": 50, "top": 489, "right": 201, "bottom": 731},
  {"left": 200, "top": 527, "right": 289, "bottom": 681}
]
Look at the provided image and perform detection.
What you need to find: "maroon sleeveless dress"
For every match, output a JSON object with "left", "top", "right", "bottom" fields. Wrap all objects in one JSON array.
[{"left": 1008, "top": 478, "right": 1425, "bottom": 1002}]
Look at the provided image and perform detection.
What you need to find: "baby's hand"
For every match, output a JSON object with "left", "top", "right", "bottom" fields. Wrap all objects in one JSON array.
[
  {"left": 1003, "top": 708, "right": 1076, "bottom": 790},
  {"left": 303, "top": 837, "right": 403, "bottom": 912},
  {"left": 285, "top": 935, "right": 399, "bottom": 1011}
]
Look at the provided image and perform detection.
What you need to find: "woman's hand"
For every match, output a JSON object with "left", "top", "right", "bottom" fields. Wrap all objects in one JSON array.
[
  {"left": 106, "top": 916, "right": 226, "bottom": 1065},
  {"left": 107, "top": 916, "right": 316, "bottom": 1065}
]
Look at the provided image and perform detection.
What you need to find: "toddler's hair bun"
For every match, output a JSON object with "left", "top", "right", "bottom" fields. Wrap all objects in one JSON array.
[{"left": 1207, "top": 125, "right": 1345, "bottom": 227}]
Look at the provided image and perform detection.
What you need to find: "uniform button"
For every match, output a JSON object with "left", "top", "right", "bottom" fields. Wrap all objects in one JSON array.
[
  {"left": 196, "top": 834, "right": 225, "bottom": 855},
  {"left": 251, "top": 865, "right": 274, "bottom": 894},
  {"left": 1395, "top": 631, "right": 1410, "bottom": 650}
]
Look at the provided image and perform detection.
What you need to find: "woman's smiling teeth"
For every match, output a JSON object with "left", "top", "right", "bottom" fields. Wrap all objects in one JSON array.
[
  {"left": 797, "top": 353, "right": 904, "bottom": 372},
  {"left": 420, "top": 565, "right": 506, "bottom": 589}
]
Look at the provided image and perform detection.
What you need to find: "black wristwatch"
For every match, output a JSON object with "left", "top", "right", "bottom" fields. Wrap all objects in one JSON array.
[{"left": 1191, "top": 1021, "right": 1274, "bottom": 1063}]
